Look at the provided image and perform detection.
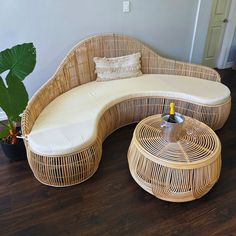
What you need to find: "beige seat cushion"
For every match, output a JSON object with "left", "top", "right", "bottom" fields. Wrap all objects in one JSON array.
[{"left": 28, "top": 74, "right": 230, "bottom": 156}]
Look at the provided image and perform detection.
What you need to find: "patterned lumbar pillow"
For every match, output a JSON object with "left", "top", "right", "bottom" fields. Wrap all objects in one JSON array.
[{"left": 94, "top": 52, "right": 142, "bottom": 81}]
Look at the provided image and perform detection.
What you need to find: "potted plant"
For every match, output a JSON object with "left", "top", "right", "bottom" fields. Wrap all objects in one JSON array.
[{"left": 0, "top": 43, "right": 36, "bottom": 160}]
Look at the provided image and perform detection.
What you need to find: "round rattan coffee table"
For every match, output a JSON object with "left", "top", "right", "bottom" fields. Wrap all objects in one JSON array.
[{"left": 128, "top": 114, "right": 221, "bottom": 202}]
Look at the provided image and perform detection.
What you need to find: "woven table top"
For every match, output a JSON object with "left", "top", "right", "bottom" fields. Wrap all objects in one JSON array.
[{"left": 134, "top": 114, "right": 221, "bottom": 169}]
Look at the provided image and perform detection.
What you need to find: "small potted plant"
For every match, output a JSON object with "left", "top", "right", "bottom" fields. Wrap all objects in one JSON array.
[{"left": 0, "top": 43, "right": 36, "bottom": 160}]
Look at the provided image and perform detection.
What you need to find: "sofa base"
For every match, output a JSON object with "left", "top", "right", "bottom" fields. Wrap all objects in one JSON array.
[{"left": 25, "top": 96, "right": 231, "bottom": 187}]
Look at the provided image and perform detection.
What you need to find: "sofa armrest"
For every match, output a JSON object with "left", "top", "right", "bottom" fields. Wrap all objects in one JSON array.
[
  {"left": 22, "top": 81, "right": 56, "bottom": 137},
  {"left": 21, "top": 44, "right": 95, "bottom": 136},
  {"left": 21, "top": 67, "right": 71, "bottom": 136}
]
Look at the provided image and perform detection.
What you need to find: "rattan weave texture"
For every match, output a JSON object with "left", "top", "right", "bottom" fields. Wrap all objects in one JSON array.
[
  {"left": 21, "top": 34, "right": 230, "bottom": 187},
  {"left": 128, "top": 114, "right": 221, "bottom": 202}
]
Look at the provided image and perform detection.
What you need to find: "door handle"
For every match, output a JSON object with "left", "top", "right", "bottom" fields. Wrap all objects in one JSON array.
[{"left": 222, "top": 18, "right": 228, "bottom": 23}]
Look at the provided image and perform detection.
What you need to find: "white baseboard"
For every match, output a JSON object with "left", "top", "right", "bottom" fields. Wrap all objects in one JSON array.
[{"left": 0, "top": 111, "right": 7, "bottom": 121}]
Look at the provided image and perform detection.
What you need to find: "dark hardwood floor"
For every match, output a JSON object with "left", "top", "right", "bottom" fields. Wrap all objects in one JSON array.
[{"left": 0, "top": 69, "right": 236, "bottom": 236}]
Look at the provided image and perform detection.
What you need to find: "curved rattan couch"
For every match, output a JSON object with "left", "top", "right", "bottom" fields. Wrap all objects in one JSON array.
[{"left": 22, "top": 33, "right": 231, "bottom": 187}]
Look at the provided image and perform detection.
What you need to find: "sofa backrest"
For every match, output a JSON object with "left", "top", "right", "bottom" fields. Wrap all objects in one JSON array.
[
  {"left": 55, "top": 33, "right": 160, "bottom": 89},
  {"left": 22, "top": 33, "right": 221, "bottom": 136}
]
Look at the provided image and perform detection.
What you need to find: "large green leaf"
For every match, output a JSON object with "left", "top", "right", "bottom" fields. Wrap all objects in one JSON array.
[
  {"left": 0, "top": 43, "right": 36, "bottom": 81},
  {"left": 0, "top": 75, "right": 28, "bottom": 122},
  {"left": 8, "top": 76, "right": 29, "bottom": 121},
  {"left": 0, "top": 126, "right": 10, "bottom": 139},
  {"left": 0, "top": 76, "right": 11, "bottom": 119}
]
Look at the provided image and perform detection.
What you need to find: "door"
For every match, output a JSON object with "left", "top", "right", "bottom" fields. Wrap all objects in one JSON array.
[{"left": 202, "top": 0, "right": 231, "bottom": 67}]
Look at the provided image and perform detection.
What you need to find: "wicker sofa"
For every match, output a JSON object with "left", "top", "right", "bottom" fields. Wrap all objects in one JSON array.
[{"left": 22, "top": 33, "right": 231, "bottom": 187}]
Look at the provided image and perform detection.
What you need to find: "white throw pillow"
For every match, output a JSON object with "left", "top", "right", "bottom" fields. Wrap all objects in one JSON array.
[{"left": 94, "top": 52, "right": 142, "bottom": 81}]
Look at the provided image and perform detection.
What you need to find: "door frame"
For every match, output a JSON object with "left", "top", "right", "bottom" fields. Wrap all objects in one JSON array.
[{"left": 217, "top": 0, "right": 236, "bottom": 68}]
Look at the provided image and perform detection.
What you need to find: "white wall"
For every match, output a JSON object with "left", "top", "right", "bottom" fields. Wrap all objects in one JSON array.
[
  {"left": 228, "top": 27, "right": 236, "bottom": 62},
  {"left": 0, "top": 0, "right": 212, "bottom": 98},
  {"left": 191, "top": 0, "right": 213, "bottom": 64}
]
